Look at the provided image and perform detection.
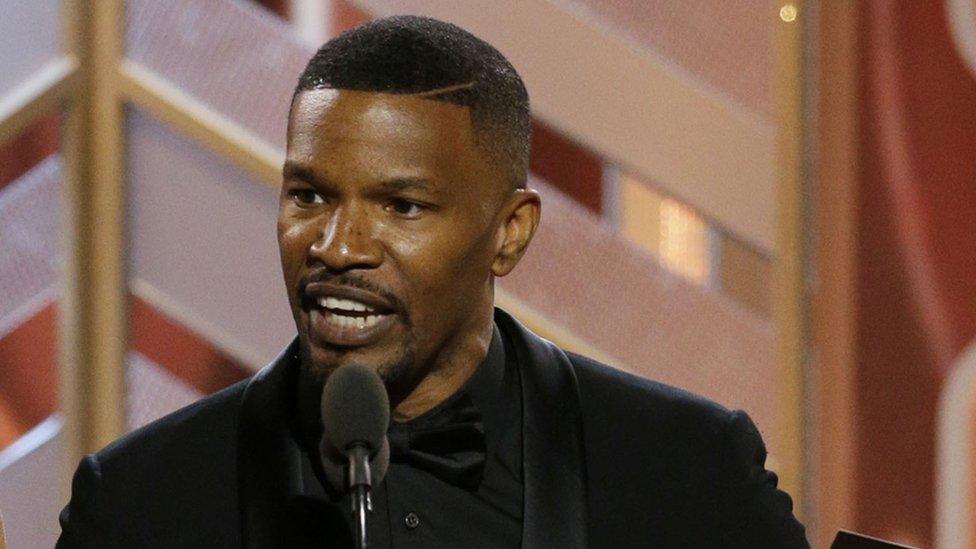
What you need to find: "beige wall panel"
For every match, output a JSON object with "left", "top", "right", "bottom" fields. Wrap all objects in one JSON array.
[
  {"left": 720, "top": 235, "right": 771, "bottom": 317},
  {"left": 619, "top": 174, "right": 711, "bottom": 285},
  {"left": 555, "top": 0, "right": 774, "bottom": 117},
  {"left": 618, "top": 173, "right": 662, "bottom": 255}
]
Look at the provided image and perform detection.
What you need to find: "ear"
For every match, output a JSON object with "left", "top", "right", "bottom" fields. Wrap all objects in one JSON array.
[{"left": 491, "top": 188, "right": 541, "bottom": 277}]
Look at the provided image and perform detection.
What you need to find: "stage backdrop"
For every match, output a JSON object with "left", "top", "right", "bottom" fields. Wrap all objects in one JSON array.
[{"left": 855, "top": 1, "right": 976, "bottom": 547}]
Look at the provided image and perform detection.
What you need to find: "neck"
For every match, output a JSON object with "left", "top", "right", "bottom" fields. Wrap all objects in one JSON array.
[{"left": 392, "top": 310, "right": 494, "bottom": 422}]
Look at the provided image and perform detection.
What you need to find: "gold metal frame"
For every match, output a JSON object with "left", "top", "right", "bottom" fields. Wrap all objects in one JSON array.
[
  {"left": 117, "top": 60, "right": 282, "bottom": 185},
  {"left": 59, "top": 0, "right": 127, "bottom": 479},
  {"left": 0, "top": 58, "right": 76, "bottom": 147},
  {"left": 773, "top": 0, "right": 808, "bottom": 519}
]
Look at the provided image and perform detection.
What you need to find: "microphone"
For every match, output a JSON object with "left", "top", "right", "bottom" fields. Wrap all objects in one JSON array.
[{"left": 320, "top": 364, "right": 390, "bottom": 549}]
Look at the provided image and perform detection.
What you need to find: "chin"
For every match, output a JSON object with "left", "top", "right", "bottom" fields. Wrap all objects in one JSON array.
[{"left": 300, "top": 335, "right": 418, "bottom": 388}]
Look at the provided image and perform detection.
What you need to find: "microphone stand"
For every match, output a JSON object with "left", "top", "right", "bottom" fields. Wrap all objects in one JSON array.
[{"left": 347, "top": 444, "right": 373, "bottom": 549}]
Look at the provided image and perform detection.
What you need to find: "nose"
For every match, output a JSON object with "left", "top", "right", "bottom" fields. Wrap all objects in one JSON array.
[{"left": 309, "top": 204, "right": 382, "bottom": 272}]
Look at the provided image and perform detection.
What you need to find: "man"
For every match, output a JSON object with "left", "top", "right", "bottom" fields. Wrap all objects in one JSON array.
[{"left": 57, "top": 16, "right": 808, "bottom": 548}]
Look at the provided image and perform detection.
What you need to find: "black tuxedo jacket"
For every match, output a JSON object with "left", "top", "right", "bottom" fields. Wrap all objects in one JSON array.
[{"left": 57, "top": 309, "right": 808, "bottom": 547}]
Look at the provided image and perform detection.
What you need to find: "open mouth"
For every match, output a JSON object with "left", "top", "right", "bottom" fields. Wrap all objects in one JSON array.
[
  {"left": 305, "top": 288, "right": 399, "bottom": 348},
  {"left": 316, "top": 296, "right": 390, "bottom": 330}
]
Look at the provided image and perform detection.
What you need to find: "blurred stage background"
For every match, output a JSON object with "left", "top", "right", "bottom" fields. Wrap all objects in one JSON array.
[{"left": 1, "top": 1, "right": 975, "bottom": 547}]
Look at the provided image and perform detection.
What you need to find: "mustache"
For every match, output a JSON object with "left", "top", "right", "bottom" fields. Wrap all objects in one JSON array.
[{"left": 298, "top": 269, "right": 407, "bottom": 315}]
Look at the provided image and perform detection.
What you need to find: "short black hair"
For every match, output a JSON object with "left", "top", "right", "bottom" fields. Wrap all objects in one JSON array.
[{"left": 295, "top": 15, "right": 530, "bottom": 189}]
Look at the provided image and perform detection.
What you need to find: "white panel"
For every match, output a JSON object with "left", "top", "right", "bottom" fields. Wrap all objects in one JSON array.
[
  {"left": 947, "top": 0, "right": 976, "bottom": 80},
  {"left": 126, "top": 109, "right": 295, "bottom": 369},
  {"left": 290, "top": 0, "right": 332, "bottom": 46},
  {"left": 0, "top": 417, "right": 62, "bottom": 549},
  {"left": 936, "top": 338, "right": 976, "bottom": 549},
  {"left": 0, "top": 0, "right": 60, "bottom": 100},
  {"left": 0, "top": 157, "right": 59, "bottom": 339},
  {"left": 126, "top": 352, "right": 203, "bottom": 432},
  {"left": 125, "top": 0, "right": 311, "bottom": 150}
]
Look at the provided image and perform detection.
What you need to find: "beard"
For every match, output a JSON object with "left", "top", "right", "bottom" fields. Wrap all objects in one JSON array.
[
  {"left": 297, "top": 331, "right": 421, "bottom": 407},
  {"left": 294, "top": 332, "right": 420, "bottom": 452}
]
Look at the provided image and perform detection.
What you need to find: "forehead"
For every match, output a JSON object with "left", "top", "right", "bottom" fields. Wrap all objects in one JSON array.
[
  {"left": 286, "top": 89, "right": 506, "bottom": 206},
  {"left": 288, "top": 89, "right": 478, "bottom": 163}
]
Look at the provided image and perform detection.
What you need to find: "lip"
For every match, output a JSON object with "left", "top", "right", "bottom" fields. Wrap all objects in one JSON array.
[
  {"left": 302, "top": 282, "right": 399, "bottom": 347},
  {"left": 308, "top": 308, "right": 398, "bottom": 347}
]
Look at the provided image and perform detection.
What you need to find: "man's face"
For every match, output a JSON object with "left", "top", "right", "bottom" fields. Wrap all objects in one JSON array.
[{"left": 279, "top": 89, "right": 511, "bottom": 397}]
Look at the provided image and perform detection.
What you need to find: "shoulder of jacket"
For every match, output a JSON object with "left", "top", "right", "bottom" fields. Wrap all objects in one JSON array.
[
  {"left": 95, "top": 378, "right": 249, "bottom": 468},
  {"left": 566, "top": 351, "right": 732, "bottom": 433}
]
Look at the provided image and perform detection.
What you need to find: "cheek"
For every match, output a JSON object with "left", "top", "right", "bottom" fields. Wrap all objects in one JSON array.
[
  {"left": 389, "top": 223, "right": 494, "bottom": 301},
  {"left": 277, "top": 216, "right": 315, "bottom": 279}
]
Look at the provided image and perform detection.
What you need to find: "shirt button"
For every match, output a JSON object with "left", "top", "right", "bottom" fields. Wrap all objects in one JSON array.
[{"left": 404, "top": 512, "right": 421, "bottom": 530}]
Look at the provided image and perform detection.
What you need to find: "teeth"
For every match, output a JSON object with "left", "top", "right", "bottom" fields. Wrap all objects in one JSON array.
[
  {"left": 324, "top": 311, "right": 384, "bottom": 329},
  {"left": 317, "top": 296, "right": 375, "bottom": 312}
]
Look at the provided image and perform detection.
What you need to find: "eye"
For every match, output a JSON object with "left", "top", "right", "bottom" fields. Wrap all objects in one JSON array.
[
  {"left": 287, "top": 188, "right": 325, "bottom": 206},
  {"left": 386, "top": 198, "right": 424, "bottom": 218}
]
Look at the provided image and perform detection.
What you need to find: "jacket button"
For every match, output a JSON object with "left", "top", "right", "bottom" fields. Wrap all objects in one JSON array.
[{"left": 404, "top": 512, "right": 420, "bottom": 530}]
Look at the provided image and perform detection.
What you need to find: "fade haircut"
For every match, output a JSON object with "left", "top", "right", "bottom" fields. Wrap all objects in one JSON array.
[{"left": 295, "top": 15, "right": 530, "bottom": 190}]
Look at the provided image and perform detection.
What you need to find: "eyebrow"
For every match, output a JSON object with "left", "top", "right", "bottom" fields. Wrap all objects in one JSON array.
[
  {"left": 377, "top": 177, "right": 437, "bottom": 194},
  {"left": 282, "top": 161, "right": 332, "bottom": 190},
  {"left": 283, "top": 161, "right": 440, "bottom": 196}
]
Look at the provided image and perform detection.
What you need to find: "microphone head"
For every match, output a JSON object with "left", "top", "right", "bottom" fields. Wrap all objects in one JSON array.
[{"left": 320, "top": 364, "right": 390, "bottom": 455}]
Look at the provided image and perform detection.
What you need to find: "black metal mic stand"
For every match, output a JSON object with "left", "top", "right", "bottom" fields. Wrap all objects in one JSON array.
[{"left": 347, "top": 444, "right": 373, "bottom": 549}]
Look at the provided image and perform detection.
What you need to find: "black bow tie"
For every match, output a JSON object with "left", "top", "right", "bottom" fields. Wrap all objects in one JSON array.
[{"left": 387, "top": 392, "right": 486, "bottom": 491}]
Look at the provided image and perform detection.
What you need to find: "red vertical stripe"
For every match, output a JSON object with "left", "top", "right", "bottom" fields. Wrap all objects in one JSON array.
[
  {"left": 0, "top": 304, "right": 57, "bottom": 449},
  {"left": 331, "top": 0, "right": 371, "bottom": 35},
  {"left": 129, "top": 297, "right": 252, "bottom": 395},
  {"left": 530, "top": 120, "right": 604, "bottom": 214},
  {"left": 854, "top": 0, "right": 976, "bottom": 544},
  {"left": 250, "top": 0, "right": 288, "bottom": 18},
  {"left": 0, "top": 112, "right": 59, "bottom": 192}
]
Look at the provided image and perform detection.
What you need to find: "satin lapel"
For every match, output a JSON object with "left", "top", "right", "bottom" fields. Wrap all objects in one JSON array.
[
  {"left": 496, "top": 309, "right": 588, "bottom": 549},
  {"left": 237, "top": 339, "right": 304, "bottom": 548}
]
